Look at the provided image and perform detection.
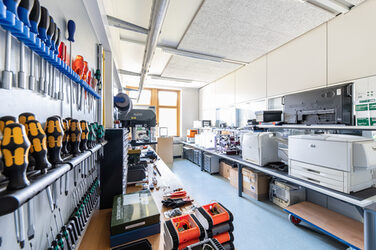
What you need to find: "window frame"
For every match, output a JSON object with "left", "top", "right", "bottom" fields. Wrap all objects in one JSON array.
[{"left": 126, "top": 87, "right": 181, "bottom": 137}]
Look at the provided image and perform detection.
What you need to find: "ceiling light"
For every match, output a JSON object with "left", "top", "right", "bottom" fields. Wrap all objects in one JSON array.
[
  {"left": 302, "top": 0, "right": 353, "bottom": 14},
  {"left": 160, "top": 46, "right": 223, "bottom": 63}
]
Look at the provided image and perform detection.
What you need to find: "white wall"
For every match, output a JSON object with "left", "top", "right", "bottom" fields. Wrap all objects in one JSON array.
[
  {"left": 199, "top": 0, "right": 376, "bottom": 119},
  {"left": 181, "top": 87, "right": 199, "bottom": 135}
]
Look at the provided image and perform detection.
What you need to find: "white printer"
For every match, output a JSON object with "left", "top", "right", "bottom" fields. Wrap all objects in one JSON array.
[
  {"left": 241, "top": 132, "right": 279, "bottom": 166},
  {"left": 288, "top": 134, "right": 376, "bottom": 193}
]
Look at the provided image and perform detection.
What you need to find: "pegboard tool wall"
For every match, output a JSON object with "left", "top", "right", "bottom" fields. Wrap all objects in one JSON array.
[{"left": 0, "top": 0, "right": 103, "bottom": 249}]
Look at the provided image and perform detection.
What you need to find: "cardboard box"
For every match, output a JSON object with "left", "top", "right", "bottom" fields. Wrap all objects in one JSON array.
[
  {"left": 156, "top": 137, "right": 173, "bottom": 165},
  {"left": 242, "top": 168, "right": 271, "bottom": 201},
  {"left": 229, "top": 167, "right": 238, "bottom": 188},
  {"left": 219, "top": 162, "right": 232, "bottom": 180}
]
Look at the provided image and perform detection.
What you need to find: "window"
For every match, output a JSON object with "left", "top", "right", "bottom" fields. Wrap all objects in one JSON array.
[
  {"left": 127, "top": 87, "right": 180, "bottom": 136},
  {"left": 129, "top": 89, "right": 151, "bottom": 105}
]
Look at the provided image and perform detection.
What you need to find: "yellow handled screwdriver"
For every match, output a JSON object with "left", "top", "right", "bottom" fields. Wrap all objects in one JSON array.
[
  {"left": 0, "top": 116, "right": 17, "bottom": 134},
  {"left": 18, "top": 112, "right": 36, "bottom": 126},
  {"left": 45, "top": 116, "right": 64, "bottom": 165},
  {"left": 1, "top": 123, "right": 31, "bottom": 190},
  {"left": 69, "top": 119, "right": 81, "bottom": 156},
  {"left": 25, "top": 120, "right": 51, "bottom": 174}
]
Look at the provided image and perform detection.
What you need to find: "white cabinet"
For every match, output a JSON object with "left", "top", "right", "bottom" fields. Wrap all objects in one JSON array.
[
  {"left": 199, "top": 83, "right": 215, "bottom": 110},
  {"left": 328, "top": 0, "right": 376, "bottom": 85},
  {"left": 235, "top": 56, "right": 267, "bottom": 103},
  {"left": 214, "top": 74, "right": 235, "bottom": 108},
  {"left": 267, "top": 24, "right": 327, "bottom": 97}
]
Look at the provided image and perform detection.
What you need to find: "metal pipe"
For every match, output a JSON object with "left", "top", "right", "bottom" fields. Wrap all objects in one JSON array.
[
  {"left": 107, "top": 15, "right": 149, "bottom": 35},
  {"left": 137, "top": 0, "right": 170, "bottom": 101},
  {"left": 120, "top": 36, "right": 248, "bottom": 65}
]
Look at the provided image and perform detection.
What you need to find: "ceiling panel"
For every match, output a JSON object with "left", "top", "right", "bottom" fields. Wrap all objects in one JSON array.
[
  {"left": 162, "top": 56, "right": 241, "bottom": 82},
  {"left": 175, "top": 0, "right": 334, "bottom": 62}
]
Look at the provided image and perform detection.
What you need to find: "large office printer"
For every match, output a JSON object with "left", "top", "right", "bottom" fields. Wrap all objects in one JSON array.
[
  {"left": 241, "top": 132, "right": 279, "bottom": 166},
  {"left": 288, "top": 134, "right": 376, "bottom": 193}
]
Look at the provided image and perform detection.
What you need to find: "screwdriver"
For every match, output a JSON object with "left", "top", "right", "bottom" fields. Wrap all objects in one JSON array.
[
  {"left": 18, "top": 112, "right": 36, "bottom": 126},
  {"left": 17, "top": 0, "right": 33, "bottom": 89},
  {"left": 1, "top": 123, "right": 30, "bottom": 249},
  {"left": 79, "top": 120, "right": 88, "bottom": 151},
  {"left": 58, "top": 208, "right": 74, "bottom": 249},
  {"left": 53, "top": 214, "right": 69, "bottom": 250},
  {"left": 46, "top": 19, "right": 55, "bottom": 97},
  {"left": 49, "top": 226, "right": 60, "bottom": 250},
  {"left": 45, "top": 116, "right": 64, "bottom": 165},
  {"left": 24, "top": 120, "right": 51, "bottom": 173},
  {"left": 61, "top": 119, "right": 69, "bottom": 155},
  {"left": 67, "top": 20, "right": 76, "bottom": 113},
  {"left": 28, "top": 0, "right": 41, "bottom": 91},
  {"left": 37, "top": 6, "right": 50, "bottom": 94},
  {"left": 0, "top": 116, "right": 17, "bottom": 133},
  {"left": 1, "top": 123, "right": 31, "bottom": 190},
  {"left": 68, "top": 119, "right": 81, "bottom": 156}
]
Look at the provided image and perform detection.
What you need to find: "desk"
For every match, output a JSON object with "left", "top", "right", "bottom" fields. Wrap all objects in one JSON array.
[
  {"left": 182, "top": 141, "right": 376, "bottom": 250},
  {"left": 79, "top": 155, "right": 194, "bottom": 250}
]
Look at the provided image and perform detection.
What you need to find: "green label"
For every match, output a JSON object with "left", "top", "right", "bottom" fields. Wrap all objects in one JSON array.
[
  {"left": 357, "top": 118, "right": 370, "bottom": 126},
  {"left": 360, "top": 99, "right": 370, "bottom": 103},
  {"left": 370, "top": 103, "right": 376, "bottom": 111},
  {"left": 371, "top": 118, "right": 376, "bottom": 126},
  {"left": 356, "top": 104, "right": 369, "bottom": 111}
]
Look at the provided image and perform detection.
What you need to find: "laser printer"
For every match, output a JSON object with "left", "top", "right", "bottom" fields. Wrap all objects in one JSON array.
[
  {"left": 241, "top": 132, "right": 279, "bottom": 166},
  {"left": 288, "top": 134, "right": 376, "bottom": 193}
]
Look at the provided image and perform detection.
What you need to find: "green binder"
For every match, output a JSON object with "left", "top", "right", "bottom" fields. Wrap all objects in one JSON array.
[{"left": 111, "top": 190, "right": 160, "bottom": 236}]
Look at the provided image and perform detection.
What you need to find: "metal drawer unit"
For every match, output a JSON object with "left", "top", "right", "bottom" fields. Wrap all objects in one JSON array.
[
  {"left": 203, "top": 154, "right": 219, "bottom": 174},
  {"left": 101, "top": 128, "right": 129, "bottom": 209},
  {"left": 193, "top": 149, "right": 202, "bottom": 167},
  {"left": 183, "top": 146, "right": 194, "bottom": 162}
]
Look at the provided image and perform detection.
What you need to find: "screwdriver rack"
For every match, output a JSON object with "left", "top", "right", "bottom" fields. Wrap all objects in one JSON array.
[
  {"left": 0, "top": 141, "right": 106, "bottom": 216},
  {"left": 0, "top": 1, "right": 100, "bottom": 99}
]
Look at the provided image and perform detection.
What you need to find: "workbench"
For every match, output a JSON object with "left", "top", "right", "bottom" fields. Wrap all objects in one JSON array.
[
  {"left": 79, "top": 154, "right": 195, "bottom": 250},
  {"left": 182, "top": 141, "right": 376, "bottom": 250}
]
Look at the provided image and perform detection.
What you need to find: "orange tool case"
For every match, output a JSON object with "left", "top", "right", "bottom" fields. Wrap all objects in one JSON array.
[
  {"left": 194, "top": 202, "right": 233, "bottom": 230},
  {"left": 163, "top": 214, "right": 205, "bottom": 250}
]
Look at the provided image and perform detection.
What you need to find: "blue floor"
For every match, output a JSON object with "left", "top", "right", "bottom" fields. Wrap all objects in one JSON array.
[{"left": 171, "top": 159, "right": 347, "bottom": 250}]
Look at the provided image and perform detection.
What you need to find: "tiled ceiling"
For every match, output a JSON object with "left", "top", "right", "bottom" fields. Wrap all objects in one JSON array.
[
  {"left": 162, "top": 56, "right": 241, "bottom": 82},
  {"left": 105, "top": 0, "right": 366, "bottom": 88},
  {"left": 162, "top": 0, "right": 364, "bottom": 83}
]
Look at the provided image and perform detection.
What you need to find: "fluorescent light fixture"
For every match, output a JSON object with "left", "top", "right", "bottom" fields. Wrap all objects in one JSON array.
[
  {"left": 302, "top": 0, "right": 353, "bottom": 14},
  {"left": 160, "top": 46, "right": 223, "bottom": 63},
  {"left": 149, "top": 75, "right": 193, "bottom": 83}
]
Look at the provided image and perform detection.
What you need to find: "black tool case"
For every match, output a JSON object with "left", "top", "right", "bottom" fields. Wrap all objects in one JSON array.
[{"left": 283, "top": 83, "right": 353, "bottom": 125}]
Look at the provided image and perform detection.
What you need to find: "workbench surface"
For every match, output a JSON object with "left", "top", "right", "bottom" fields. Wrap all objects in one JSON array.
[{"left": 79, "top": 155, "right": 193, "bottom": 250}]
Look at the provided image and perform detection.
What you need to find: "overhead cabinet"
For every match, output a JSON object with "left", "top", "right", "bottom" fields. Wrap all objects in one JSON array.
[
  {"left": 328, "top": 0, "right": 376, "bottom": 85},
  {"left": 235, "top": 56, "right": 267, "bottom": 103},
  {"left": 267, "top": 24, "right": 327, "bottom": 97}
]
